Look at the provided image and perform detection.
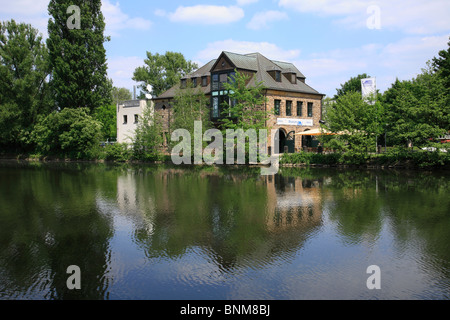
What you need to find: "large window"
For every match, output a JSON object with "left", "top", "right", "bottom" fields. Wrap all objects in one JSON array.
[
  {"left": 211, "top": 71, "right": 238, "bottom": 120},
  {"left": 274, "top": 100, "right": 281, "bottom": 116},
  {"left": 307, "top": 102, "right": 313, "bottom": 117},
  {"left": 297, "top": 101, "right": 303, "bottom": 117},
  {"left": 286, "top": 101, "right": 292, "bottom": 116}
]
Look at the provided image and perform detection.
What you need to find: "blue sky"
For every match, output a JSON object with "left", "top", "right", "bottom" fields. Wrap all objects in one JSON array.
[{"left": 1, "top": 0, "right": 449, "bottom": 97}]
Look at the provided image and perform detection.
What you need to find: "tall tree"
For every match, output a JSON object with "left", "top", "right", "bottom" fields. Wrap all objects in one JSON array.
[
  {"left": 133, "top": 51, "right": 198, "bottom": 98},
  {"left": 47, "top": 0, "right": 111, "bottom": 113},
  {"left": 382, "top": 62, "right": 448, "bottom": 148},
  {"left": 221, "top": 71, "right": 268, "bottom": 131},
  {"left": 0, "top": 20, "right": 52, "bottom": 150}
]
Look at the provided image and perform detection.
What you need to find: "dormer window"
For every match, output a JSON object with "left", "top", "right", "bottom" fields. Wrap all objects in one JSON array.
[
  {"left": 181, "top": 79, "right": 187, "bottom": 89},
  {"left": 275, "top": 70, "right": 281, "bottom": 82},
  {"left": 192, "top": 77, "right": 197, "bottom": 87},
  {"left": 202, "top": 76, "right": 208, "bottom": 87}
]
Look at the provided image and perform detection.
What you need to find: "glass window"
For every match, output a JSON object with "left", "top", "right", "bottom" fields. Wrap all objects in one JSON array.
[
  {"left": 180, "top": 79, "right": 187, "bottom": 89},
  {"left": 286, "top": 101, "right": 292, "bottom": 116},
  {"left": 134, "top": 114, "right": 139, "bottom": 123},
  {"left": 212, "top": 97, "right": 219, "bottom": 119},
  {"left": 274, "top": 100, "right": 281, "bottom": 116},
  {"left": 212, "top": 74, "right": 219, "bottom": 91},
  {"left": 275, "top": 71, "right": 281, "bottom": 82},
  {"left": 308, "top": 102, "right": 313, "bottom": 117},
  {"left": 202, "top": 76, "right": 208, "bottom": 87},
  {"left": 297, "top": 101, "right": 303, "bottom": 117},
  {"left": 123, "top": 115, "right": 127, "bottom": 124},
  {"left": 192, "top": 78, "right": 197, "bottom": 87}
]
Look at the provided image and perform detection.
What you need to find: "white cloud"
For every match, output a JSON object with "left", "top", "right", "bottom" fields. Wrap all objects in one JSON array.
[
  {"left": 196, "top": 39, "right": 301, "bottom": 64},
  {"left": 168, "top": 5, "right": 245, "bottom": 25},
  {"left": 102, "top": 0, "right": 152, "bottom": 36},
  {"left": 0, "top": 0, "right": 49, "bottom": 16},
  {"left": 236, "top": 0, "right": 260, "bottom": 5},
  {"left": 107, "top": 56, "right": 143, "bottom": 90},
  {"left": 294, "top": 35, "right": 449, "bottom": 96},
  {"left": 247, "top": 10, "right": 288, "bottom": 30},
  {"left": 278, "top": 0, "right": 450, "bottom": 34}
]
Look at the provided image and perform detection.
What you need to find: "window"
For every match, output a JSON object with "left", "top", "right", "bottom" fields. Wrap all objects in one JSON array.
[
  {"left": 212, "top": 97, "right": 220, "bottom": 119},
  {"left": 307, "top": 102, "right": 313, "bottom": 117},
  {"left": 123, "top": 115, "right": 128, "bottom": 124},
  {"left": 192, "top": 78, "right": 197, "bottom": 87},
  {"left": 181, "top": 79, "right": 187, "bottom": 89},
  {"left": 134, "top": 114, "right": 139, "bottom": 123},
  {"left": 274, "top": 100, "right": 281, "bottom": 116},
  {"left": 297, "top": 101, "right": 303, "bottom": 117},
  {"left": 212, "top": 74, "right": 219, "bottom": 90},
  {"left": 202, "top": 76, "right": 208, "bottom": 87},
  {"left": 286, "top": 101, "right": 292, "bottom": 116},
  {"left": 275, "top": 70, "right": 281, "bottom": 82}
]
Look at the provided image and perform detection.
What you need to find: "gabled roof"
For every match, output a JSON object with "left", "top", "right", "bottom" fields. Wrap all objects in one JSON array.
[{"left": 155, "top": 51, "right": 323, "bottom": 99}]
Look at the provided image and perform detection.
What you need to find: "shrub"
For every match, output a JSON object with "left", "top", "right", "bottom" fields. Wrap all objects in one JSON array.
[{"left": 32, "top": 108, "right": 103, "bottom": 159}]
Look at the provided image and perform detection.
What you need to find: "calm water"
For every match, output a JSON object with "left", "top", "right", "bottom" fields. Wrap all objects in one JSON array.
[{"left": 0, "top": 160, "right": 449, "bottom": 300}]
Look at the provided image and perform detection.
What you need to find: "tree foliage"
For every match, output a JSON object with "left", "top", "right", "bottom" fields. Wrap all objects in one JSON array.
[
  {"left": 32, "top": 108, "right": 102, "bottom": 159},
  {"left": 0, "top": 20, "right": 52, "bottom": 150},
  {"left": 221, "top": 71, "right": 268, "bottom": 131},
  {"left": 47, "top": 0, "right": 111, "bottom": 112},
  {"left": 132, "top": 103, "right": 164, "bottom": 161},
  {"left": 133, "top": 51, "right": 198, "bottom": 98}
]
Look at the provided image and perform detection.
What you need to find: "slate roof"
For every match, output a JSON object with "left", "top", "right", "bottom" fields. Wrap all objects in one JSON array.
[{"left": 155, "top": 51, "right": 323, "bottom": 99}]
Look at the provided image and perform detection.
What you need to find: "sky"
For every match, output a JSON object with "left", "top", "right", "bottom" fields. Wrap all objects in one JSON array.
[{"left": 1, "top": 0, "right": 449, "bottom": 98}]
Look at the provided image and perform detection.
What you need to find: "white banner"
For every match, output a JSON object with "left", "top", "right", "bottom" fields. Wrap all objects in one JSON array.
[
  {"left": 361, "top": 78, "right": 376, "bottom": 104},
  {"left": 277, "top": 118, "right": 313, "bottom": 127}
]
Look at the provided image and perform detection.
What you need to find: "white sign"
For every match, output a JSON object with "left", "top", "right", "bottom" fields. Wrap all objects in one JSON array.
[
  {"left": 361, "top": 78, "right": 377, "bottom": 104},
  {"left": 277, "top": 118, "right": 313, "bottom": 127}
]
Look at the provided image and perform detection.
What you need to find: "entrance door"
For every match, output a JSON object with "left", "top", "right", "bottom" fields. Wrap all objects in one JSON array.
[
  {"left": 285, "top": 131, "right": 295, "bottom": 153},
  {"left": 275, "top": 130, "right": 295, "bottom": 153}
]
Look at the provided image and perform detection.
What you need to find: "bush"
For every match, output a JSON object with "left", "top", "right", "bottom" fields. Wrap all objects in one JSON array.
[
  {"left": 32, "top": 108, "right": 103, "bottom": 159},
  {"left": 103, "top": 143, "right": 131, "bottom": 162}
]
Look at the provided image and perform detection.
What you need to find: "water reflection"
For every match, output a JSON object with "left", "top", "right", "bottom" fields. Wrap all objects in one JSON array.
[{"left": 0, "top": 161, "right": 449, "bottom": 300}]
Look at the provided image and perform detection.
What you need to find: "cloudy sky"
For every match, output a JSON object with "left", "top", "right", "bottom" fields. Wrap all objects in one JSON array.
[{"left": 1, "top": 0, "right": 449, "bottom": 97}]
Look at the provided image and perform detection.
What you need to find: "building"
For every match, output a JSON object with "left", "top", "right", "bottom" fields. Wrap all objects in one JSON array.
[
  {"left": 117, "top": 99, "right": 153, "bottom": 144},
  {"left": 153, "top": 51, "right": 325, "bottom": 153}
]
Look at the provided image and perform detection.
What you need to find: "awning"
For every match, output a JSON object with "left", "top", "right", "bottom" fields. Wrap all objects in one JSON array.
[
  {"left": 296, "top": 128, "right": 350, "bottom": 136},
  {"left": 296, "top": 128, "right": 336, "bottom": 136}
]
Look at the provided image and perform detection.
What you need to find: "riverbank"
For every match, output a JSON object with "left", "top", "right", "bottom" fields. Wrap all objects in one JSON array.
[{"left": 1, "top": 149, "right": 449, "bottom": 171}]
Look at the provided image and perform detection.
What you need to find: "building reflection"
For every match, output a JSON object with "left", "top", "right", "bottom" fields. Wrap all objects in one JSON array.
[{"left": 114, "top": 167, "right": 327, "bottom": 272}]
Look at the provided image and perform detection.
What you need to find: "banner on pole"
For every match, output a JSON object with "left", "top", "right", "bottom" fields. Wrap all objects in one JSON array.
[{"left": 361, "top": 78, "right": 376, "bottom": 104}]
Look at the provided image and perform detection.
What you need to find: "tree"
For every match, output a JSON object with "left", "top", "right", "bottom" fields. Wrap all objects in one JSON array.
[
  {"left": 221, "top": 71, "right": 268, "bottom": 131},
  {"left": 170, "top": 83, "right": 212, "bottom": 151},
  {"left": 382, "top": 63, "right": 449, "bottom": 148},
  {"left": 47, "top": 0, "right": 111, "bottom": 113},
  {"left": 94, "top": 104, "right": 117, "bottom": 140},
  {"left": 112, "top": 86, "right": 132, "bottom": 103},
  {"left": 133, "top": 51, "right": 198, "bottom": 98},
  {"left": 32, "top": 108, "right": 103, "bottom": 159},
  {"left": 132, "top": 103, "right": 164, "bottom": 161},
  {"left": 432, "top": 37, "right": 450, "bottom": 91},
  {"left": 334, "top": 73, "right": 371, "bottom": 99},
  {"left": 322, "top": 91, "right": 384, "bottom": 161},
  {"left": 0, "top": 20, "right": 52, "bottom": 151}
]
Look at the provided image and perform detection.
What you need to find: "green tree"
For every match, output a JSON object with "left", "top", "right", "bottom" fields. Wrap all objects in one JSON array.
[
  {"left": 170, "top": 83, "right": 211, "bottom": 151},
  {"left": 32, "top": 108, "right": 103, "bottom": 159},
  {"left": 94, "top": 104, "right": 117, "bottom": 140},
  {"left": 133, "top": 51, "right": 198, "bottom": 98},
  {"left": 432, "top": 37, "right": 450, "bottom": 91},
  {"left": 322, "top": 91, "right": 384, "bottom": 162},
  {"left": 0, "top": 20, "right": 52, "bottom": 151},
  {"left": 221, "top": 70, "right": 268, "bottom": 131},
  {"left": 382, "top": 63, "right": 449, "bottom": 148},
  {"left": 112, "top": 86, "right": 132, "bottom": 103},
  {"left": 132, "top": 103, "right": 164, "bottom": 161},
  {"left": 334, "top": 73, "right": 371, "bottom": 99},
  {"left": 47, "top": 0, "right": 111, "bottom": 113}
]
